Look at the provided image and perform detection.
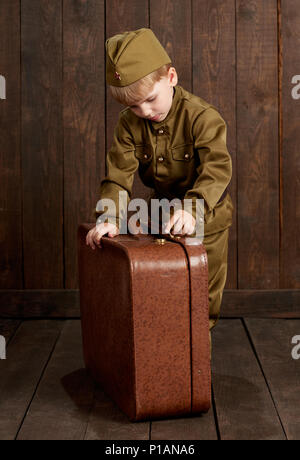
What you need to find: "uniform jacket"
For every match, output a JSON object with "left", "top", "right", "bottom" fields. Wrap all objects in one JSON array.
[{"left": 95, "top": 84, "right": 233, "bottom": 235}]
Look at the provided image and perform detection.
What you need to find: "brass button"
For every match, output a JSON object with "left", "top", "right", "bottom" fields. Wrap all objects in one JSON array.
[
  {"left": 143, "top": 154, "right": 148, "bottom": 159},
  {"left": 184, "top": 153, "right": 190, "bottom": 160},
  {"left": 158, "top": 156, "right": 164, "bottom": 162},
  {"left": 158, "top": 129, "right": 164, "bottom": 134}
]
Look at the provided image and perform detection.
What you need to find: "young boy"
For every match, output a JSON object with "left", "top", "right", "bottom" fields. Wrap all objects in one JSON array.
[{"left": 86, "top": 28, "right": 233, "bottom": 330}]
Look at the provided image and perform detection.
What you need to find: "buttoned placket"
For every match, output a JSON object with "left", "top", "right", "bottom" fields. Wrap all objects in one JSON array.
[{"left": 154, "top": 126, "right": 170, "bottom": 177}]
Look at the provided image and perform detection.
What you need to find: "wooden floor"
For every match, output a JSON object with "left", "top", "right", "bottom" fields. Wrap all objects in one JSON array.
[{"left": 0, "top": 318, "right": 299, "bottom": 440}]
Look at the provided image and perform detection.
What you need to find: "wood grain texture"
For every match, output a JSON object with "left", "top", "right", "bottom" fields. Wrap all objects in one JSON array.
[
  {"left": 281, "top": 0, "right": 300, "bottom": 288},
  {"left": 245, "top": 318, "right": 300, "bottom": 440},
  {"left": 193, "top": 0, "right": 237, "bottom": 289},
  {"left": 1, "top": 288, "right": 300, "bottom": 318},
  {"left": 0, "top": 318, "right": 299, "bottom": 439},
  {"left": 84, "top": 385, "right": 150, "bottom": 440},
  {"left": 63, "top": 0, "right": 105, "bottom": 288},
  {"left": 0, "top": 0, "right": 22, "bottom": 288},
  {"left": 236, "top": 0, "right": 279, "bottom": 289},
  {"left": 0, "top": 0, "right": 299, "bottom": 316},
  {"left": 17, "top": 321, "right": 94, "bottom": 440},
  {"left": 151, "top": 409, "right": 217, "bottom": 440},
  {"left": 0, "top": 319, "right": 20, "bottom": 344},
  {"left": 212, "top": 319, "right": 285, "bottom": 440},
  {"left": 21, "top": 0, "right": 63, "bottom": 288},
  {"left": 105, "top": 0, "right": 149, "bottom": 203},
  {"left": 151, "top": 0, "right": 192, "bottom": 92},
  {"left": 0, "top": 320, "right": 63, "bottom": 440}
]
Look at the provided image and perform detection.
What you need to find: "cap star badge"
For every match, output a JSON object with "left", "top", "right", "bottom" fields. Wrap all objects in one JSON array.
[{"left": 114, "top": 71, "right": 121, "bottom": 80}]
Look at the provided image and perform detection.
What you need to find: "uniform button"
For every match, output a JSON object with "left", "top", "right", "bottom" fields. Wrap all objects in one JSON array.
[
  {"left": 143, "top": 154, "right": 148, "bottom": 159},
  {"left": 184, "top": 153, "right": 190, "bottom": 160},
  {"left": 158, "top": 129, "right": 164, "bottom": 134},
  {"left": 158, "top": 156, "right": 164, "bottom": 162}
]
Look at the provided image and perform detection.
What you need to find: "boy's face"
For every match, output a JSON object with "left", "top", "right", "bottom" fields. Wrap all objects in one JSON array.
[{"left": 129, "top": 68, "right": 177, "bottom": 122}]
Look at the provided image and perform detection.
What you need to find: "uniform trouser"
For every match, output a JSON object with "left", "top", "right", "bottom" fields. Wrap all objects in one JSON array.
[
  {"left": 203, "top": 227, "right": 229, "bottom": 330},
  {"left": 202, "top": 227, "right": 229, "bottom": 354}
]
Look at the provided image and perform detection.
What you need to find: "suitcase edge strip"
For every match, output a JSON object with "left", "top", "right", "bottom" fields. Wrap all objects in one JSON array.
[{"left": 166, "top": 237, "right": 211, "bottom": 413}]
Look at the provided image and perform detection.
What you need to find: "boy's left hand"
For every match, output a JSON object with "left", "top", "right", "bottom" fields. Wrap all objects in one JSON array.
[{"left": 163, "top": 209, "right": 196, "bottom": 236}]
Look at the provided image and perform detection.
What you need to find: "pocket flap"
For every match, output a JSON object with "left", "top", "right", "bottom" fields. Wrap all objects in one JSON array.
[
  {"left": 134, "top": 144, "right": 152, "bottom": 161},
  {"left": 171, "top": 144, "right": 194, "bottom": 161}
]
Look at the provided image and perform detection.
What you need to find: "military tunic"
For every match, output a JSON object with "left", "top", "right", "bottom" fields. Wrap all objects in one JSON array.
[{"left": 95, "top": 84, "right": 234, "bottom": 329}]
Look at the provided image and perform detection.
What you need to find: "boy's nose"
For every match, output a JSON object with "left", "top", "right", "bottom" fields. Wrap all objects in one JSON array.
[{"left": 139, "top": 103, "right": 151, "bottom": 117}]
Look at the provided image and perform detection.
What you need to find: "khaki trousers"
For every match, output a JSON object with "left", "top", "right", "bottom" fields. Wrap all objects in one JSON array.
[{"left": 203, "top": 228, "right": 229, "bottom": 331}]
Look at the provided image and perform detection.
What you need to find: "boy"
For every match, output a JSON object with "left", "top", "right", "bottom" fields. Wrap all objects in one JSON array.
[{"left": 86, "top": 28, "right": 233, "bottom": 329}]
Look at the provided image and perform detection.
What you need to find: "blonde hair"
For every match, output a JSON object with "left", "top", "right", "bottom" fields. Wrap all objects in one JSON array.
[{"left": 109, "top": 63, "right": 172, "bottom": 106}]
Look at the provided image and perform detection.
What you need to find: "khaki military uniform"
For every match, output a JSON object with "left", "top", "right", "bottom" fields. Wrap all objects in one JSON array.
[{"left": 95, "top": 84, "right": 233, "bottom": 329}]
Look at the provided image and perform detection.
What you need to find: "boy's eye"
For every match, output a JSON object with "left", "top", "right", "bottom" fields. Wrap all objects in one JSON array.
[{"left": 131, "top": 96, "right": 156, "bottom": 108}]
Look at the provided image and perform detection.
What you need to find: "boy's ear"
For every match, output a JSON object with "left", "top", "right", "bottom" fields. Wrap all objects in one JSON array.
[{"left": 169, "top": 67, "right": 178, "bottom": 86}]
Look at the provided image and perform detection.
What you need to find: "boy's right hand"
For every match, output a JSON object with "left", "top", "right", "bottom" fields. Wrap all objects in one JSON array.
[{"left": 86, "top": 223, "right": 120, "bottom": 249}]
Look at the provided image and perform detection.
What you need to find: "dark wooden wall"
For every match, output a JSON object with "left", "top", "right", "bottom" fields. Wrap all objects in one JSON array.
[{"left": 0, "top": 1, "right": 299, "bottom": 311}]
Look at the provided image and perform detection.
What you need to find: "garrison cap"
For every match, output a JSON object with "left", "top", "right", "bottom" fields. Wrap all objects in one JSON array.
[{"left": 105, "top": 28, "right": 171, "bottom": 87}]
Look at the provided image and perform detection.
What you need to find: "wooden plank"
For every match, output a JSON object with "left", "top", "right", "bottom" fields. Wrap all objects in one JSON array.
[
  {"left": 245, "top": 318, "right": 300, "bottom": 440},
  {"left": 0, "top": 319, "right": 21, "bottom": 344},
  {"left": 0, "top": 320, "right": 63, "bottom": 440},
  {"left": 1, "top": 288, "right": 300, "bottom": 318},
  {"left": 0, "top": 0, "right": 22, "bottom": 288},
  {"left": 236, "top": 0, "right": 279, "bottom": 289},
  {"left": 212, "top": 319, "right": 285, "bottom": 439},
  {"left": 21, "top": 0, "right": 63, "bottom": 288},
  {"left": 193, "top": 0, "right": 237, "bottom": 289},
  {"left": 17, "top": 320, "right": 149, "bottom": 440},
  {"left": 151, "top": 0, "right": 192, "bottom": 92},
  {"left": 0, "top": 289, "right": 80, "bottom": 318},
  {"left": 106, "top": 0, "right": 150, "bottom": 204},
  {"left": 84, "top": 385, "right": 150, "bottom": 440},
  {"left": 17, "top": 320, "right": 94, "bottom": 440},
  {"left": 221, "top": 289, "right": 300, "bottom": 318},
  {"left": 63, "top": 0, "right": 105, "bottom": 288},
  {"left": 151, "top": 410, "right": 217, "bottom": 440},
  {"left": 281, "top": 0, "right": 300, "bottom": 288}
]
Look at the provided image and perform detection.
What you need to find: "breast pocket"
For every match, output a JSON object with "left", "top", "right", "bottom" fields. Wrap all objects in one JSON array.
[
  {"left": 171, "top": 144, "right": 195, "bottom": 162},
  {"left": 134, "top": 144, "right": 153, "bottom": 164}
]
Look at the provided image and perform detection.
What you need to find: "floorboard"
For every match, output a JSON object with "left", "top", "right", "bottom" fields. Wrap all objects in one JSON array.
[
  {"left": 0, "top": 320, "right": 63, "bottom": 440},
  {"left": 17, "top": 320, "right": 94, "bottom": 440},
  {"left": 0, "top": 318, "right": 299, "bottom": 440},
  {"left": 211, "top": 319, "right": 286, "bottom": 440},
  {"left": 84, "top": 385, "right": 150, "bottom": 440},
  {"left": 245, "top": 318, "right": 300, "bottom": 440},
  {"left": 0, "top": 319, "right": 21, "bottom": 343}
]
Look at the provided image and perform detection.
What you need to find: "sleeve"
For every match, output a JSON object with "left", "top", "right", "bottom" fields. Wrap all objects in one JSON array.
[
  {"left": 93, "top": 112, "right": 139, "bottom": 228},
  {"left": 184, "top": 107, "right": 232, "bottom": 218}
]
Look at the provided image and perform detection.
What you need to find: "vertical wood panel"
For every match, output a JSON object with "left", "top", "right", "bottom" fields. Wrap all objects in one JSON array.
[
  {"left": 0, "top": 0, "right": 22, "bottom": 288},
  {"left": 105, "top": 0, "right": 149, "bottom": 202},
  {"left": 193, "top": 0, "right": 237, "bottom": 288},
  {"left": 281, "top": 0, "right": 300, "bottom": 288},
  {"left": 22, "top": 0, "right": 63, "bottom": 288},
  {"left": 1, "top": 0, "right": 298, "bottom": 303},
  {"left": 64, "top": 0, "right": 105, "bottom": 288},
  {"left": 150, "top": 0, "right": 192, "bottom": 92},
  {"left": 236, "top": 0, "right": 279, "bottom": 288}
]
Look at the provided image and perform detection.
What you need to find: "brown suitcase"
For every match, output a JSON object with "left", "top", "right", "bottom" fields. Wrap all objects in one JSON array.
[{"left": 78, "top": 223, "right": 211, "bottom": 421}]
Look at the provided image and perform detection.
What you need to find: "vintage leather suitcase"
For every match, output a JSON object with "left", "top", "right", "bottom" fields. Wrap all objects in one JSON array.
[{"left": 78, "top": 223, "right": 211, "bottom": 421}]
